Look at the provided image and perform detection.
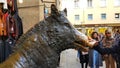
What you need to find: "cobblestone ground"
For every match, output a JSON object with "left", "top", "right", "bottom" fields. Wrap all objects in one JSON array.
[{"left": 59, "top": 49, "right": 107, "bottom": 68}]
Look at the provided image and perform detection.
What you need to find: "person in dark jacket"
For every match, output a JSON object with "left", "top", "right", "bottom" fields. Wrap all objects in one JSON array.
[
  {"left": 78, "top": 48, "right": 89, "bottom": 68},
  {"left": 93, "top": 36, "right": 120, "bottom": 68}
]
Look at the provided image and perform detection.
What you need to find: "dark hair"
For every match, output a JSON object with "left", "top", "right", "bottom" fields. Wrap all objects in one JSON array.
[{"left": 91, "top": 31, "right": 99, "bottom": 40}]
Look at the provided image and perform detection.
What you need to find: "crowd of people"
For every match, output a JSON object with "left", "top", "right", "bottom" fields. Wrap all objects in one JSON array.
[{"left": 77, "top": 29, "right": 120, "bottom": 68}]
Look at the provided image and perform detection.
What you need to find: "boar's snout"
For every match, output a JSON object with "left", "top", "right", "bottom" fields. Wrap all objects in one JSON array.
[{"left": 73, "top": 29, "right": 96, "bottom": 48}]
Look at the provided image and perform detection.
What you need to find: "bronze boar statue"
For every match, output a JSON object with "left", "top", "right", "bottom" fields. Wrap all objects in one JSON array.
[{"left": 0, "top": 4, "right": 95, "bottom": 68}]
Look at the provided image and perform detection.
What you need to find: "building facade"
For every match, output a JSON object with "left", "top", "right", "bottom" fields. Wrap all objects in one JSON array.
[
  {"left": 58, "top": 0, "right": 120, "bottom": 35},
  {"left": 17, "top": 0, "right": 56, "bottom": 33}
]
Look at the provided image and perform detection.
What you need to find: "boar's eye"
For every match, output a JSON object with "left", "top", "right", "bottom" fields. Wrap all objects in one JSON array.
[{"left": 64, "top": 23, "right": 70, "bottom": 28}]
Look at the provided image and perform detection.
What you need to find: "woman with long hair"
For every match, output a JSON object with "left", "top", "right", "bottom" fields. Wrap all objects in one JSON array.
[{"left": 89, "top": 32, "right": 103, "bottom": 68}]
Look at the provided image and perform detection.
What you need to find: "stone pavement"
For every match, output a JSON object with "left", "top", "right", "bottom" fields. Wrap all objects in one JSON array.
[{"left": 59, "top": 49, "right": 106, "bottom": 68}]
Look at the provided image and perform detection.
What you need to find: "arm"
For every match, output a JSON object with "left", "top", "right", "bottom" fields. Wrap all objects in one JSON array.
[{"left": 93, "top": 42, "right": 119, "bottom": 55}]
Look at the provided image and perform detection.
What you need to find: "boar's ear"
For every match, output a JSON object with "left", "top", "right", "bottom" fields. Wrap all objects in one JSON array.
[
  {"left": 51, "top": 4, "right": 59, "bottom": 16},
  {"left": 59, "top": 11, "right": 71, "bottom": 24}
]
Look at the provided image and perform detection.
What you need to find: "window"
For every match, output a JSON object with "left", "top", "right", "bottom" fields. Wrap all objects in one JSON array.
[
  {"left": 44, "top": 8, "right": 48, "bottom": 14},
  {"left": 87, "top": 0, "right": 92, "bottom": 7},
  {"left": 74, "top": 0, "right": 80, "bottom": 8},
  {"left": 114, "top": 0, "right": 120, "bottom": 6},
  {"left": 115, "top": 13, "right": 120, "bottom": 19},
  {"left": 44, "top": 8, "right": 49, "bottom": 18},
  {"left": 101, "top": 13, "right": 106, "bottom": 19},
  {"left": 75, "top": 15, "right": 80, "bottom": 20},
  {"left": 100, "top": 0, "right": 106, "bottom": 7},
  {"left": 88, "top": 14, "right": 93, "bottom": 20}
]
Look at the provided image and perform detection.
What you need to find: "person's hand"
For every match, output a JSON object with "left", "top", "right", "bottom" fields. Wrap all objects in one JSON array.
[{"left": 93, "top": 41, "right": 99, "bottom": 47}]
